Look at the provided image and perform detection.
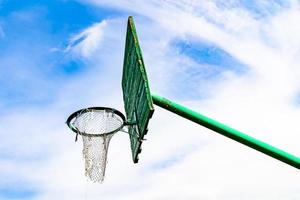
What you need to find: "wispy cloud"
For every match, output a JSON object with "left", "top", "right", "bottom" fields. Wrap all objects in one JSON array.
[
  {"left": 1, "top": 0, "right": 300, "bottom": 199},
  {"left": 65, "top": 21, "right": 107, "bottom": 58},
  {"left": 68, "top": 0, "right": 300, "bottom": 198}
]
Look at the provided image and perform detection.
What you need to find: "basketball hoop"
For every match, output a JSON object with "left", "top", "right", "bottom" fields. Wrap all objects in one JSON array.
[{"left": 66, "top": 107, "right": 126, "bottom": 183}]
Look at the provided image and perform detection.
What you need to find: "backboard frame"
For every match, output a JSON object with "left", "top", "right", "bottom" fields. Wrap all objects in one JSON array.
[{"left": 122, "top": 16, "right": 154, "bottom": 163}]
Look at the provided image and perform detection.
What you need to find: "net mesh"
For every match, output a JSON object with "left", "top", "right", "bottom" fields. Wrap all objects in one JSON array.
[{"left": 71, "top": 109, "right": 123, "bottom": 182}]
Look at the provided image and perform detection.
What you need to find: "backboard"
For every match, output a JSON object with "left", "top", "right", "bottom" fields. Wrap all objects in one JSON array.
[{"left": 122, "top": 16, "right": 154, "bottom": 163}]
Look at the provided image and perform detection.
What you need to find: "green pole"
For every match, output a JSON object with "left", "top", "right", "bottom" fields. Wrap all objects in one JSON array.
[{"left": 151, "top": 94, "right": 300, "bottom": 169}]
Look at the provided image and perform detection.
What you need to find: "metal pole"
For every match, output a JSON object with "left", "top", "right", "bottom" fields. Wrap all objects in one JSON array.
[{"left": 151, "top": 94, "right": 300, "bottom": 169}]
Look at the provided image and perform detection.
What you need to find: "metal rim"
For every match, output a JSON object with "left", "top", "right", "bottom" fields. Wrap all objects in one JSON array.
[{"left": 66, "top": 107, "right": 126, "bottom": 137}]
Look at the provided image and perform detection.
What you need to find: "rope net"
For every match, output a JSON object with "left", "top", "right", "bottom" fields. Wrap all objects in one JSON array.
[
  {"left": 82, "top": 134, "right": 114, "bottom": 182},
  {"left": 72, "top": 109, "right": 123, "bottom": 182}
]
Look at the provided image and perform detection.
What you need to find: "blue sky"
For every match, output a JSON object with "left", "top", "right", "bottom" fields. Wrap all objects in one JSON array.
[
  {"left": 0, "top": 0, "right": 112, "bottom": 109},
  {"left": 0, "top": 0, "right": 247, "bottom": 110},
  {"left": 0, "top": 0, "right": 300, "bottom": 199},
  {"left": 0, "top": 1, "right": 110, "bottom": 199}
]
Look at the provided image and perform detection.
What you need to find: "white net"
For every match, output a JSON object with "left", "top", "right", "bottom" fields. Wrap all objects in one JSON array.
[
  {"left": 71, "top": 109, "right": 124, "bottom": 182},
  {"left": 82, "top": 134, "right": 114, "bottom": 182}
]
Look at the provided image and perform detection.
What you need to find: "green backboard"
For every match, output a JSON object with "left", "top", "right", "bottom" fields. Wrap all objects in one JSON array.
[{"left": 122, "top": 16, "right": 154, "bottom": 163}]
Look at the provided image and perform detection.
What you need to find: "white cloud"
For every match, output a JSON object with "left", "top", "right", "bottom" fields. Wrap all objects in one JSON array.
[
  {"left": 68, "top": 0, "right": 300, "bottom": 198},
  {"left": 65, "top": 20, "right": 107, "bottom": 58},
  {"left": 2, "top": 0, "right": 300, "bottom": 199}
]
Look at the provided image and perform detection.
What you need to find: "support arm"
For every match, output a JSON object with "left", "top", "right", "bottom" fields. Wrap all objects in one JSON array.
[{"left": 152, "top": 94, "right": 300, "bottom": 169}]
